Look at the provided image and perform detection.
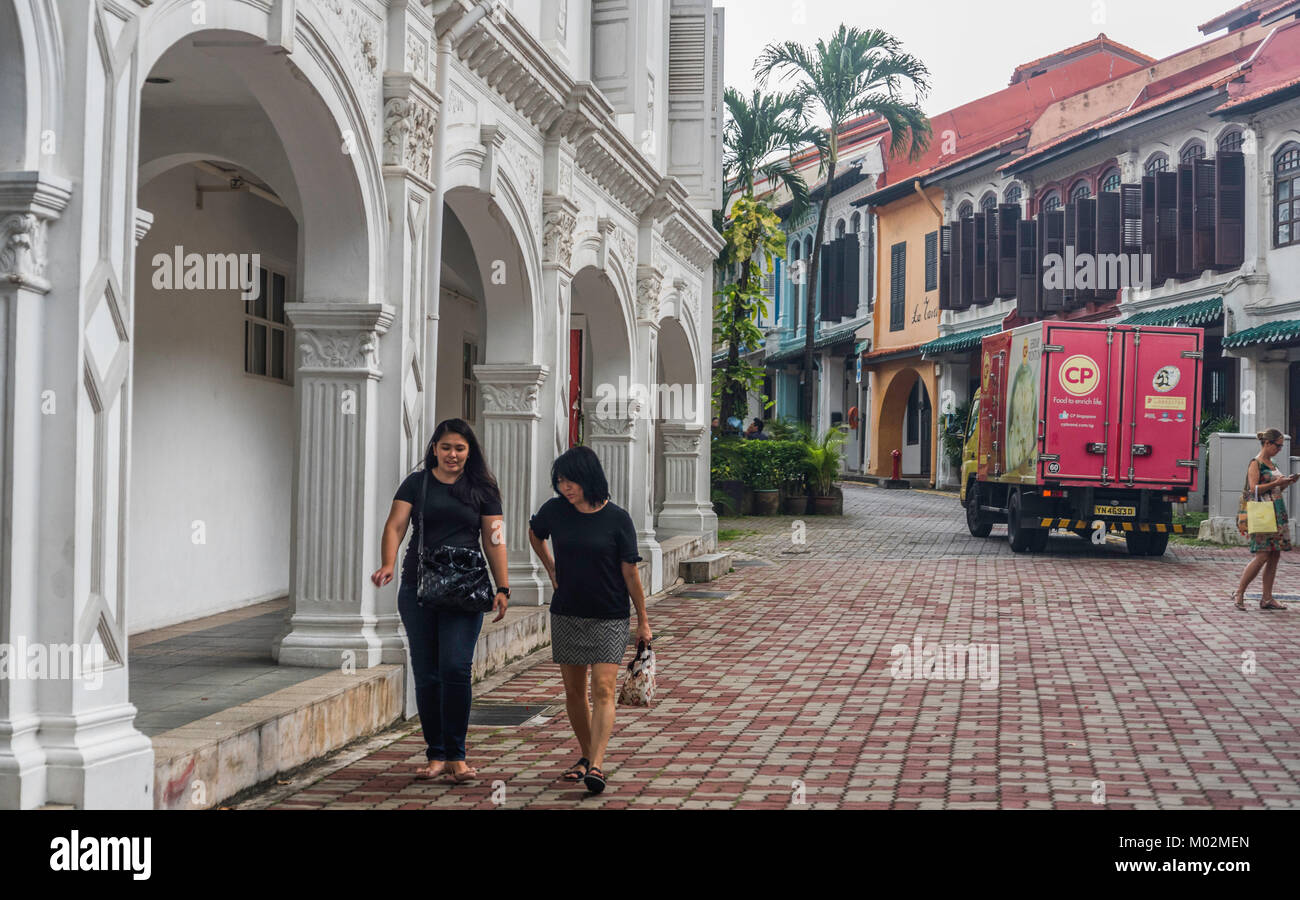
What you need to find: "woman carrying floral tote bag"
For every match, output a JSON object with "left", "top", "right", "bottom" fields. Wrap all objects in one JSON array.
[{"left": 1232, "top": 428, "right": 1299, "bottom": 610}]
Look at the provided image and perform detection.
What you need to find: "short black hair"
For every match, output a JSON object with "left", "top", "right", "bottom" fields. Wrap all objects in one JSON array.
[{"left": 550, "top": 445, "right": 611, "bottom": 505}]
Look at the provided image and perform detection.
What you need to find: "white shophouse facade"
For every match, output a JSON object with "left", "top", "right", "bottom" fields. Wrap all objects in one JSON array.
[{"left": 0, "top": 0, "right": 723, "bottom": 808}]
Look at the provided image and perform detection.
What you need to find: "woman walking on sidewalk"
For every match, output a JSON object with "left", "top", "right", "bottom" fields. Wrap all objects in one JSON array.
[
  {"left": 1232, "top": 428, "right": 1299, "bottom": 610},
  {"left": 528, "top": 446, "right": 652, "bottom": 794},
  {"left": 371, "top": 418, "right": 509, "bottom": 782}
]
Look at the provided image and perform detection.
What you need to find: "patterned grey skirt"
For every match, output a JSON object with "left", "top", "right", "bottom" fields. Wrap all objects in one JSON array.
[{"left": 551, "top": 613, "right": 630, "bottom": 665}]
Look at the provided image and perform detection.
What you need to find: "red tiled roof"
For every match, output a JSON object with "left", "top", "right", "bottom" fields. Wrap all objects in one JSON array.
[
  {"left": 1215, "top": 18, "right": 1300, "bottom": 110},
  {"left": 1198, "top": 0, "right": 1277, "bottom": 34},
  {"left": 1010, "top": 33, "right": 1154, "bottom": 83}
]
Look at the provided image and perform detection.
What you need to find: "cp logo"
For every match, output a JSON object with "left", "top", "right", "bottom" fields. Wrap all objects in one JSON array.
[{"left": 1059, "top": 354, "right": 1100, "bottom": 397}]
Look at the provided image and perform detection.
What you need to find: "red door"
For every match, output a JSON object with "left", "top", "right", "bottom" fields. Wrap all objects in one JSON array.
[
  {"left": 568, "top": 329, "right": 583, "bottom": 447},
  {"left": 1117, "top": 326, "right": 1202, "bottom": 487},
  {"left": 1041, "top": 323, "right": 1123, "bottom": 483}
]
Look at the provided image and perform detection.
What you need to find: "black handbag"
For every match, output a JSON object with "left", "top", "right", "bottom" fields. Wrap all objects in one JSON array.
[{"left": 413, "top": 470, "right": 495, "bottom": 612}]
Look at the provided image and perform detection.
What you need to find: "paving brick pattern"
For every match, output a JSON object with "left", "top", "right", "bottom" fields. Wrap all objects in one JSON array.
[{"left": 266, "top": 484, "right": 1300, "bottom": 809}]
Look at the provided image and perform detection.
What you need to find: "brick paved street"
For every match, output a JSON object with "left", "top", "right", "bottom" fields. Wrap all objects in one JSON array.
[{"left": 256, "top": 483, "right": 1300, "bottom": 809}]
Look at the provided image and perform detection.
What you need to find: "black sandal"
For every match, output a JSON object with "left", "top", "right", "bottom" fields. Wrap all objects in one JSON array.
[
  {"left": 560, "top": 757, "right": 590, "bottom": 782},
  {"left": 583, "top": 765, "right": 607, "bottom": 794}
]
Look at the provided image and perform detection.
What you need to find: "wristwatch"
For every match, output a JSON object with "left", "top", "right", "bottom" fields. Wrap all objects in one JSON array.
[{"left": 497, "top": 586, "right": 510, "bottom": 598}]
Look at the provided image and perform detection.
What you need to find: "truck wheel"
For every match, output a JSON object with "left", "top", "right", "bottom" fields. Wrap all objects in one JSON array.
[
  {"left": 1124, "top": 531, "right": 1150, "bottom": 556},
  {"left": 966, "top": 482, "right": 992, "bottom": 538},
  {"left": 1007, "top": 492, "right": 1036, "bottom": 553},
  {"left": 1145, "top": 531, "right": 1169, "bottom": 556}
]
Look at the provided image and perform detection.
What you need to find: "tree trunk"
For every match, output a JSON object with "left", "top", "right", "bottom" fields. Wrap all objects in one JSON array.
[{"left": 801, "top": 157, "right": 836, "bottom": 426}]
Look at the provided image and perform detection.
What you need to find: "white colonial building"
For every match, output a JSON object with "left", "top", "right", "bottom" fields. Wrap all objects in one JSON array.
[{"left": 0, "top": 0, "right": 723, "bottom": 808}]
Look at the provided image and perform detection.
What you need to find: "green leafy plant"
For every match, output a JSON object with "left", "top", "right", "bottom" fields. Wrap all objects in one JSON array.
[
  {"left": 740, "top": 439, "right": 785, "bottom": 490},
  {"left": 803, "top": 427, "right": 848, "bottom": 496},
  {"left": 1199, "top": 410, "right": 1238, "bottom": 445},
  {"left": 941, "top": 398, "right": 973, "bottom": 471},
  {"left": 771, "top": 439, "right": 810, "bottom": 491}
]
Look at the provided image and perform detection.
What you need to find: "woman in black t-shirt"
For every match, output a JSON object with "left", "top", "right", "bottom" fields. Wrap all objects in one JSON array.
[
  {"left": 528, "top": 446, "right": 651, "bottom": 794},
  {"left": 371, "top": 418, "right": 508, "bottom": 782}
]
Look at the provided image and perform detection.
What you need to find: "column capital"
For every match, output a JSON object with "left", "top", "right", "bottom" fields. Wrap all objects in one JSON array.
[
  {"left": 286, "top": 302, "right": 394, "bottom": 377},
  {"left": 383, "top": 73, "right": 441, "bottom": 189},
  {"left": 583, "top": 397, "right": 640, "bottom": 439},
  {"left": 659, "top": 422, "right": 705, "bottom": 455},
  {"left": 0, "top": 172, "right": 74, "bottom": 292},
  {"left": 636, "top": 264, "right": 665, "bottom": 323},
  {"left": 542, "top": 195, "right": 579, "bottom": 270},
  {"left": 475, "top": 363, "right": 549, "bottom": 418}
]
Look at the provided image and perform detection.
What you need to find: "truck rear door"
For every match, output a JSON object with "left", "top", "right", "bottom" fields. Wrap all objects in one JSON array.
[
  {"left": 1040, "top": 323, "right": 1123, "bottom": 483},
  {"left": 1118, "top": 326, "right": 1203, "bottom": 487}
]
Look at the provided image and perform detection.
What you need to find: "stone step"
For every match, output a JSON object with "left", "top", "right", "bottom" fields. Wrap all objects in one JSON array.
[{"left": 679, "top": 552, "right": 734, "bottom": 583}]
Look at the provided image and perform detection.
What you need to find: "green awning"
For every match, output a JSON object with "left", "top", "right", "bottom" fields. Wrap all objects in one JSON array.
[
  {"left": 1223, "top": 318, "right": 1300, "bottom": 349},
  {"left": 920, "top": 325, "right": 1000, "bottom": 358},
  {"left": 1120, "top": 296, "right": 1222, "bottom": 327},
  {"left": 766, "top": 322, "right": 862, "bottom": 363}
]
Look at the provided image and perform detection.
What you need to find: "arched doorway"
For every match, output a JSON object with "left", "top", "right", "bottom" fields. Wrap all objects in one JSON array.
[{"left": 876, "top": 367, "right": 934, "bottom": 479}]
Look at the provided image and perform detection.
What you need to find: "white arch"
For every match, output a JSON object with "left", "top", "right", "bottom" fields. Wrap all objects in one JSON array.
[
  {"left": 2, "top": 0, "right": 63, "bottom": 171},
  {"left": 135, "top": 2, "right": 384, "bottom": 302}
]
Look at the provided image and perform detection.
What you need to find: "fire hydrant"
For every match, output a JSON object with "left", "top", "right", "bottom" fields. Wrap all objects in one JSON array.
[{"left": 891, "top": 448, "right": 901, "bottom": 481}]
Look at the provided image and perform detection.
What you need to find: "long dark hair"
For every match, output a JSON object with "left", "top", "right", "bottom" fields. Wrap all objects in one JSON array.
[
  {"left": 550, "top": 445, "right": 611, "bottom": 505},
  {"left": 423, "top": 418, "right": 501, "bottom": 508}
]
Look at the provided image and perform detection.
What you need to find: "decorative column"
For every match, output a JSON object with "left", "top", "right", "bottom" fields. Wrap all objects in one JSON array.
[
  {"left": 475, "top": 363, "right": 550, "bottom": 607},
  {"left": 632, "top": 263, "right": 664, "bottom": 591},
  {"left": 274, "top": 303, "right": 395, "bottom": 668},
  {"left": 655, "top": 423, "right": 714, "bottom": 537},
  {"left": 542, "top": 193, "right": 578, "bottom": 460},
  {"left": 584, "top": 397, "right": 638, "bottom": 508}
]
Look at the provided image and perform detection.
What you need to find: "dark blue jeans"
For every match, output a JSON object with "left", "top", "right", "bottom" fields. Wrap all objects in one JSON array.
[{"left": 398, "top": 581, "right": 484, "bottom": 761}]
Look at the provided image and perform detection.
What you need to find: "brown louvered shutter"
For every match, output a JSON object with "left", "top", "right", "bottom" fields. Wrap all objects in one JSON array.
[
  {"left": 1040, "top": 210, "right": 1065, "bottom": 312},
  {"left": 973, "top": 214, "right": 988, "bottom": 304},
  {"left": 960, "top": 217, "right": 975, "bottom": 308},
  {"left": 1176, "top": 163, "right": 1196, "bottom": 276},
  {"left": 1154, "top": 171, "right": 1178, "bottom": 284},
  {"left": 843, "top": 232, "right": 860, "bottom": 316},
  {"left": 938, "top": 225, "right": 954, "bottom": 310},
  {"left": 1074, "top": 197, "right": 1098, "bottom": 301},
  {"left": 890, "top": 241, "right": 906, "bottom": 330},
  {"left": 1096, "top": 191, "right": 1121, "bottom": 297},
  {"left": 924, "top": 230, "right": 938, "bottom": 291},
  {"left": 1062, "top": 201, "right": 1077, "bottom": 308},
  {"left": 821, "top": 238, "right": 841, "bottom": 321},
  {"left": 998, "top": 204, "right": 1019, "bottom": 298},
  {"left": 1215, "top": 150, "right": 1245, "bottom": 269},
  {"left": 1016, "top": 218, "right": 1038, "bottom": 317},
  {"left": 984, "top": 208, "right": 999, "bottom": 299},
  {"left": 1193, "top": 158, "right": 1217, "bottom": 272},
  {"left": 950, "top": 219, "right": 966, "bottom": 310},
  {"left": 1140, "top": 176, "right": 1156, "bottom": 264},
  {"left": 1120, "top": 183, "right": 1143, "bottom": 255}
]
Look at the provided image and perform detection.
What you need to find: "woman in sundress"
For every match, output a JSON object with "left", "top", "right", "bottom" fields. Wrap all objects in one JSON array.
[{"left": 1232, "top": 428, "right": 1299, "bottom": 610}]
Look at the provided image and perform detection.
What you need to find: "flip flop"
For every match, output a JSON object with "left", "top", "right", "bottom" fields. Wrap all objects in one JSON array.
[
  {"left": 560, "top": 757, "right": 590, "bottom": 782},
  {"left": 583, "top": 765, "right": 606, "bottom": 795}
]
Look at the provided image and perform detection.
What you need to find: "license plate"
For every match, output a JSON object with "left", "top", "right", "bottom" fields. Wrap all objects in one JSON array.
[{"left": 1094, "top": 505, "right": 1135, "bottom": 517}]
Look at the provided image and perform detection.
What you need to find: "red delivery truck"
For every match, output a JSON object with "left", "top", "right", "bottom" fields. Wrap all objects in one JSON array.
[{"left": 959, "top": 320, "right": 1203, "bottom": 556}]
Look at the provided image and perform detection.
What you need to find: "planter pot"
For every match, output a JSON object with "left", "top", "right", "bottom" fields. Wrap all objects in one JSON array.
[
  {"left": 741, "top": 487, "right": 754, "bottom": 516},
  {"left": 812, "top": 495, "right": 837, "bottom": 516},
  {"left": 782, "top": 494, "right": 808, "bottom": 515},
  {"left": 714, "top": 480, "right": 745, "bottom": 517},
  {"left": 751, "top": 489, "right": 781, "bottom": 516}
]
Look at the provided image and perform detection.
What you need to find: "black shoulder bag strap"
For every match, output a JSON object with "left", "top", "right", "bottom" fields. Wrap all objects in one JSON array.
[{"left": 415, "top": 468, "right": 429, "bottom": 558}]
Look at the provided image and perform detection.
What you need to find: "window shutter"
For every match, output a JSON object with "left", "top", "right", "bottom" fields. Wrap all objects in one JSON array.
[
  {"left": 1040, "top": 210, "right": 1065, "bottom": 312},
  {"left": 939, "top": 225, "right": 954, "bottom": 310},
  {"left": 819, "top": 241, "right": 834, "bottom": 321},
  {"left": 866, "top": 216, "right": 875, "bottom": 311},
  {"left": 667, "top": 3, "right": 721, "bottom": 207},
  {"left": 844, "top": 232, "right": 860, "bottom": 316},
  {"left": 1062, "top": 201, "right": 1077, "bottom": 308},
  {"left": 890, "top": 241, "right": 906, "bottom": 331},
  {"left": 924, "top": 230, "right": 938, "bottom": 291},
  {"left": 1074, "top": 197, "right": 1098, "bottom": 301},
  {"left": 972, "top": 215, "right": 987, "bottom": 305},
  {"left": 1176, "top": 163, "right": 1196, "bottom": 276},
  {"left": 960, "top": 217, "right": 975, "bottom": 309},
  {"left": 950, "top": 219, "right": 965, "bottom": 310},
  {"left": 1215, "top": 150, "right": 1245, "bottom": 269},
  {"left": 1120, "top": 184, "right": 1143, "bottom": 255},
  {"left": 1140, "top": 176, "right": 1156, "bottom": 264},
  {"left": 998, "top": 204, "right": 1019, "bottom": 298},
  {"left": 1193, "top": 158, "right": 1217, "bottom": 272},
  {"left": 985, "top": 207, "right": 1000, "bottom": 299},
  {"left": 1016, "top": 218, "right": 1038, "bottom": 317},
  {"left": 1154, "top": 171, "right": 1178, "bottom": 283},
  {"left": 1097, "top": 190, "right": 1121, "bottom": 256}
]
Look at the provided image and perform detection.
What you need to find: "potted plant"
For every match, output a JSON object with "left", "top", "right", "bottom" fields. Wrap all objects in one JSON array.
[
  {"left": 804, "top": 427, "right": 848, "bottom": 516},
  {"left": 711, "top": 436, "right": 746, "bottom": 517},
  {"left": 742, "top": 440, "right": 782, "bottom": 516},
  {"left": 775, "top": 439, "right": 809, "bottom": 515}
]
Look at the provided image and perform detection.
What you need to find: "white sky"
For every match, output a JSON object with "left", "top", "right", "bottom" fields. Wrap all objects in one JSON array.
[{"left": 716, "top": 0, "right": 1243, "bottom": 119}]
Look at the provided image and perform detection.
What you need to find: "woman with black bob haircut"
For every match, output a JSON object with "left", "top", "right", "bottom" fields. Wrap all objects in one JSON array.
[
  {"left": 528, "top": 445, "right": 651, "bottom": 795},
  {"left": 371, "top": 418, "right": 509, "bottom": 782}
]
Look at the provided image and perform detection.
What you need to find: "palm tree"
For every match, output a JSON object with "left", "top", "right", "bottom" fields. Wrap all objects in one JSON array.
[
  {"left": 715, "top": 88, "right": 816, "bottom": 426},
  {"left": 756, "top": 25, "right": 933, "bottom": 425}
]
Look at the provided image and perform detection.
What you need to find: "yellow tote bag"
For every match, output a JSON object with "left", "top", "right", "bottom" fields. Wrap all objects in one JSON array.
[{"left": 1247, "top": 487, "right": 1278, "bottom": 534}]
